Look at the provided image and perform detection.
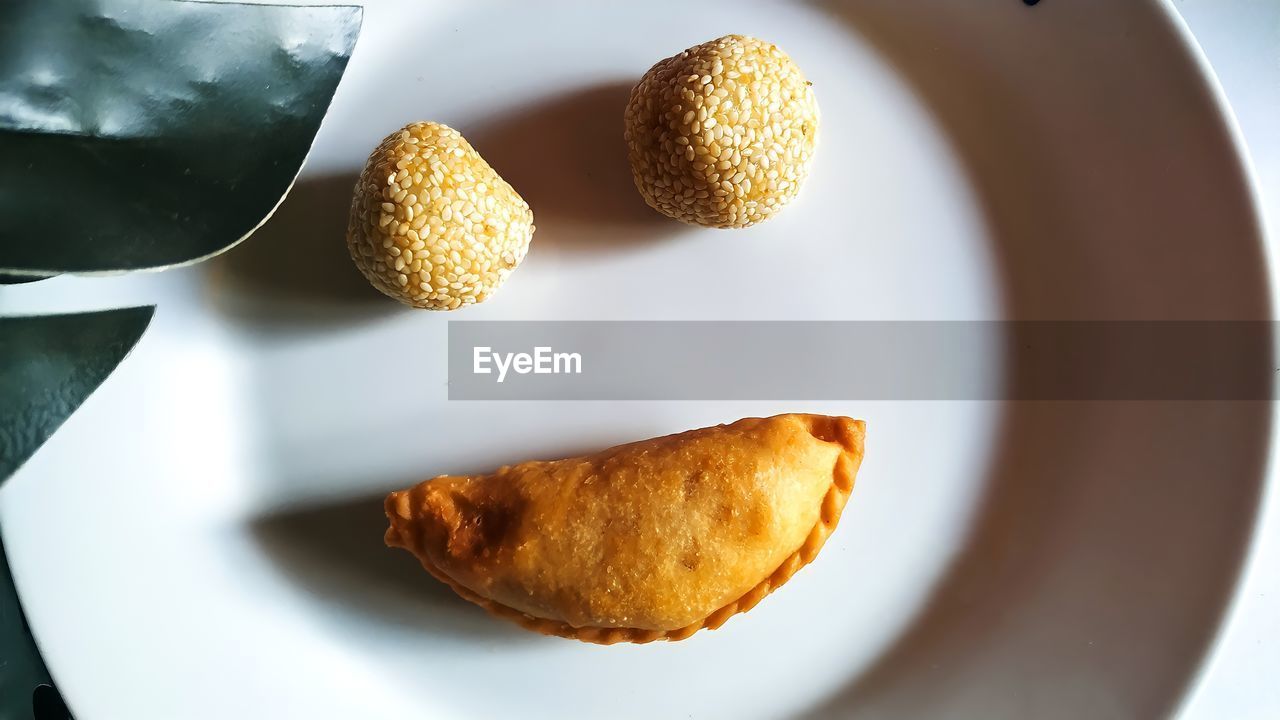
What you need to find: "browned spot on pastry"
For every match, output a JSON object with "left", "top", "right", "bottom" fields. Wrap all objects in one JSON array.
[
  {"left": 394, "top": 482, "right": 528, "bottom": 570},
  {"left": 680, "top": 541, "right": 702, "bottom": 571},
  {"left": 682, "top": 470, "right": 706, "bottom": 500},
  {"left": 448, "top": 492, "right": 523, "bottom": 560}
]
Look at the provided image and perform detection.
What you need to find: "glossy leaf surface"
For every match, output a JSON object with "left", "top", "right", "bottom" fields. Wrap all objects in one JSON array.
[{"left": 0, "top": 0, "right": 362, "bottom": 275}]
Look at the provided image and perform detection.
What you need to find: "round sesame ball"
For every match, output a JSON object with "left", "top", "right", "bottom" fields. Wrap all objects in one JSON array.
[
  {"left": 347, "top": 122, "right": 534, "bottom": 310},
  {"left": 624, "top": 35, "right": 819, "bottom": 229}
]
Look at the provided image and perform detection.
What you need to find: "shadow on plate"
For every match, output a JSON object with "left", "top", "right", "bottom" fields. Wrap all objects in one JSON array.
[
  {"left": 802, "top": 2, "right": 1271, "bottom": 718},
  {"left": 205, "top": 80, "right": 677, "bottom": 333},
  {"left": 470, "top": 80, "right": 683, "bottom": 251},
  {"left": 202, "top": 174, "right": 404, "bottom": 335},
  {"left": 248, "top": 490, "right": 537, "bottom": 642}
]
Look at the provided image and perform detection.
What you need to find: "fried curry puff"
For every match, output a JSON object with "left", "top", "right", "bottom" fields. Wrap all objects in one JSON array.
[{"left": 384, "top": 414, "right": 865, "bottom": 643}]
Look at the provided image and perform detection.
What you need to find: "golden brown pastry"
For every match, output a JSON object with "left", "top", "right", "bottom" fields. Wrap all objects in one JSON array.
[{"left": 384, "top": 414, "right": 865, "bottom": 643}]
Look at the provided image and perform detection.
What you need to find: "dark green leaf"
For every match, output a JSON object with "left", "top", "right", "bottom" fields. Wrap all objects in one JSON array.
[
  {"left": 1, "top": 534, "right": 69, "bottom": 720},
  {"left": 0, "top": 274, "right": 51, "bottom": 285},
  {"left": 0, "top": 306, "right": 153, "bottom": 481},
  {"left": 0, "top": 0, "right": 362, "bottom": 275},
  {"left": 0, "top": 306, "right": 151, "bottom": 717}
]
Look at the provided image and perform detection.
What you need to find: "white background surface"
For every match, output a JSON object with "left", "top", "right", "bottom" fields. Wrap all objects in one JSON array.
[
  {"left": 0, "top": 0, "right": 1275, "bottom": 717},
  {"left": 1, "top": 2, "right": 1006, "bottom": 717},
  {"left": 1174, "top": 1, "right": 1280, "bottom": 718}
]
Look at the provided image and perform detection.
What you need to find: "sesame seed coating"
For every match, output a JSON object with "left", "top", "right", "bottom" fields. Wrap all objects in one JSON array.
[
  {"left": 347, "top": 122, "right": 534, "bottom": 310},
  {"left": 624, "top": 35, "right": 819, "bottom": 229}
]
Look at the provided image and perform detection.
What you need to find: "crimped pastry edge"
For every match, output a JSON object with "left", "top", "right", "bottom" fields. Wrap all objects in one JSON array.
[{"left": 388, "top": 419, "right": 863, "bottom": 644}]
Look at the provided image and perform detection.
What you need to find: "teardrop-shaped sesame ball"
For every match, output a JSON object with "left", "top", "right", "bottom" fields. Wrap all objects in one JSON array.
[{"left": 347, "top": 122, "right": 535, "bottom": 310}]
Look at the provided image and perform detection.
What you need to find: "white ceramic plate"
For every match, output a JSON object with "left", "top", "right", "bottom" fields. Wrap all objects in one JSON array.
[{"left": 0, "top": 0, "right": 1270, "bottom": 718}]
